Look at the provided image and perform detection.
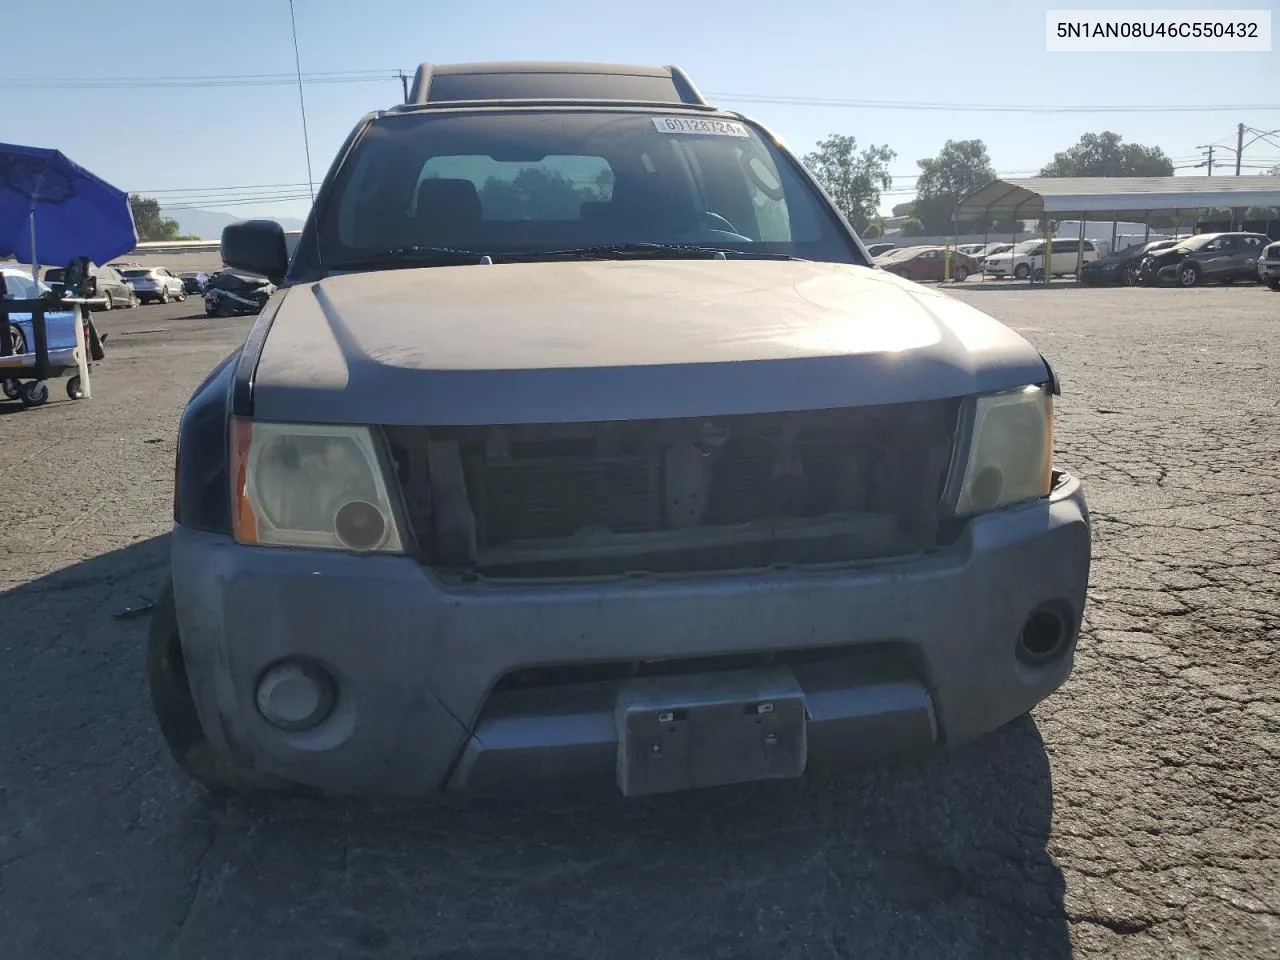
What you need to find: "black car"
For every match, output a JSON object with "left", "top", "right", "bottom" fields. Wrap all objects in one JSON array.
[
  {"left": 203, "top": 270, "right": 275, "bottom": 316},
  {"left": 1138, "top": 232, "right": 1270, "bottom": 287},
  {"left": 179, "top": 272, "right": 210, "bottom": 294},
  {"left": 1078, "top": 239, "right": 1179, "bottom": 287},
  {"left": 43, "top": 263, "right": 138, "bottom": 310}
]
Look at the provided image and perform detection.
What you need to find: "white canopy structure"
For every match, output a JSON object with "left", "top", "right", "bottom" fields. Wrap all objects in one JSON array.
[{"left": 956, "top": 176, "right": 1280, "bottom": 223}]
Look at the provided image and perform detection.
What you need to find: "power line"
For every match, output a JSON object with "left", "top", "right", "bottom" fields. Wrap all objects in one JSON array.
[
  {"left": 1, "top": 70, "right": 399, "bottom": 89},
  {"left": 709, "top": 92, "right": 1279, "bottom": 114},
  {"left": 6, "top": 69, "right": 1280, "bottom": 114}
]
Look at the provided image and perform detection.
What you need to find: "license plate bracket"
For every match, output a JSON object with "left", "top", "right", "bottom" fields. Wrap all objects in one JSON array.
[{"left": 615, "top": 668, "right": 807, "bottom": 797}]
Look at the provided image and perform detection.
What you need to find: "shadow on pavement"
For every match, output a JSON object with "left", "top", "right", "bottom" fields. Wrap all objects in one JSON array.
[{"left": 1, "top": 535, "right": 1072, "bottom": 960}]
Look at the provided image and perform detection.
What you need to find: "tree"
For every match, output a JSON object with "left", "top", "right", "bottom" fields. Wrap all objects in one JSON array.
[
  {"left": 899, "top": 217, "right": 926, "bottom": 237},
  {"left": 1264, "top": 164, "right": 1280, "bottom": 176},
  {"left": 801, "top": 134, "right": 896, "bottom": 233},
  {"left": 129, "top": 194, "right": 185, "bottom": 241},
  {"left": 912, "top": 139, "right": 997, "bottom": 234},
  {"left": 1039, "top": 131, "right": 1174, "bottom": 178}
]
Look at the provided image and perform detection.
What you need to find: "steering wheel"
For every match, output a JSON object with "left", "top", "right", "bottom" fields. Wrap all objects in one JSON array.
[
  {"left": 677, "top": 226, "right": 756, "bottom": 244},
  {"left": 701, "top": 211, "right": 740, "bottom": 235}
]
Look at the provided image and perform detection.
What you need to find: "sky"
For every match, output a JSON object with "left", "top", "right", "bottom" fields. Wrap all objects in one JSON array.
[{"left": 5, "top": 0, "right": 1278, "bottom": 224}]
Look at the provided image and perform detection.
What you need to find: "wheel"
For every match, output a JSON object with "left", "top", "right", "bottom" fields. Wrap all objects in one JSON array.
[
  {"left": 160, "top": 288, "right": 170, "bottom": 304},
  {"left": 102, "top": 292, "right": 114, "bottom": 311},
  {"left": 66, "top": 375, "right": 84, "bottom": 400},
  {"left": 148, "top": 580, "right": 288, "bottom": 796},
  {"left": 1122, "top": 266, "right": 1139, "bottom": 286},
  {"left": 176, "top": 288, "right": 186, "bottom": 302},
  {"left": 129, "top": 293, "right": 139, "bottom": 308},
  {"left": 1014, "top": 263, "right": 1031, "bottom": 280},
  {"left": 19, "top": 380, "right": 49, "bottom": 407},
  {"left": 1178, "top": 262, "right": 1201, "bottom": 287},
  {"left": 2, "top": 380, "right": 19, "bottom": 400},
  {"left": 952, "top": 266, "right": 969, "bottom": 282},
  {"left": 1032, "top": 267, "right": 1046, "bottom": 283},
  {"left": 8, "top": 324, "right": 26, "bottom": 355},
  {"left": 1266, "top": 279, "right": 1280, "bottom": 291}
]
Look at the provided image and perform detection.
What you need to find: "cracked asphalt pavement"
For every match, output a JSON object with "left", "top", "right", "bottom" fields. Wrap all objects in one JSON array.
[{"left": 0, "top": 284, "right": 1276, "bottom": 959}]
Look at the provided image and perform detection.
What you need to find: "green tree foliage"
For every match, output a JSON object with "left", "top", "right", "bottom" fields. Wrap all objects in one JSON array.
[
  {"left": 129, "top": 194, "right": 185, "bottom": 241},
  {"left": 801, "top": 134, "right": 896, "bottom": 233},
  {"left": 912, "top": 139, "right": 997, "bottom": 234},
  {"left": 1039, "top": 131, "right": 1174, "bottom": 177},
  {"left": 899, "top": 217, "right": 926, "bottom": 237}
]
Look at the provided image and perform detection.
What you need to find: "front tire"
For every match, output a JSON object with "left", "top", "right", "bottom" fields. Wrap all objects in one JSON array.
[
  {"left": 148, "top": 581, "right": 285, "bottom": 796},
  {"left": 1266, "top": 279, "right": 1280, "bottom": 291},
  {"left": 952, "top": 266, "right": 969, "bottom": 282},
  {"left": 1014, "top": 263, "right": 1031, "bottom": 280},
  {"left": 1178, "top": 262, "right": 1201, "bottom": 287},
  {"left": 159, "top": 288, "right": 170, "bottom": 304},
  {"left": 102, "top": 292, "right": 114, "bottom": 311}
]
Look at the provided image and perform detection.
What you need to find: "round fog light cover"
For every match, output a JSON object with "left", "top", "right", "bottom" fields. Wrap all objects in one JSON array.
[
  {"left": 256, "top": 661, "right": 336, "bottom": 731},
  {"left": 334, "top": 499, "right": 388, "bottom": 551}
]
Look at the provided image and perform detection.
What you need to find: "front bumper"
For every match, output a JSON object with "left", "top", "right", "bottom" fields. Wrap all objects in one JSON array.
[{"left": 171, "top": 473, "right": 1091, "bottom": 798}]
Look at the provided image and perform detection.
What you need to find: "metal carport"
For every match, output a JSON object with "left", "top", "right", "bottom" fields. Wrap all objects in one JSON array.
[{"left": 953, "top": 176, "right": 1280, "bottom": 283}]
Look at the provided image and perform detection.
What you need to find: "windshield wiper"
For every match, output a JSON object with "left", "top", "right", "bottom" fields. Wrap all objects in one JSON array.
[
  {"left": 504, "top": 243, "right": 807, "bottom": 262},
  {"left": 329, "top": 246, "right": 490, "bottom": 271}
]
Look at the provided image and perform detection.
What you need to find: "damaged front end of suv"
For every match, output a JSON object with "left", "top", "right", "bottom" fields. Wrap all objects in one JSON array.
[{"left": 153, "top": 61, "right": 1091, "bottom": 800}]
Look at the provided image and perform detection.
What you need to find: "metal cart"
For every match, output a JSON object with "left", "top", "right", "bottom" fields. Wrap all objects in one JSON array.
[{"left": 0, "top": 295, "right": 95, "bottom": 407}]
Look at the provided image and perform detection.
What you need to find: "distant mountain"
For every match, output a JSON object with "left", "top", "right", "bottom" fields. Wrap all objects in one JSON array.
[{"left": 162, "top": 207, "right": 307, "bottom": 240}]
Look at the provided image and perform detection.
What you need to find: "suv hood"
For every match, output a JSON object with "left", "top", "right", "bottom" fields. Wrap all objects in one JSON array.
[{"left": 252, "top": 259, "right": 1050, "bottom": 426}]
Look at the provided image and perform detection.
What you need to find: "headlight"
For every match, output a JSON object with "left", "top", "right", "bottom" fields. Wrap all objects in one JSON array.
[
  {"left": 954, "top": 385, "right": 1053, "bottom": 517},
  {"left": 230, "top": 419, "right": 406, "bottom": 552}
]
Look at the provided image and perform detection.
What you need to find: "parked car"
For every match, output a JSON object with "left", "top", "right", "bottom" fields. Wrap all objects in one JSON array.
[
  {"left": 179, "top": 272, "right": 210, "bottom": 294},
  {"left": 865, "top": 241, "right": 896, "bottom": 257},
  {"left": 878, "top": 245, "right": 980, "bottom": 283},
  {"left": 1258, "top": 240, "right": 1280, "bottom": 290},
  {"left": 203, "top": 270, "right": 274, "bottom": 316},
  {"left": 121, "top": 267, "right": 187, "bottom": 303},
  {"left": 1077, "top": 238, "right": 1180, "bottom": 287},
  {"left": 983, "top": 237, "right": 1101, "bottom": 280},
  {"left": 44, "top": 263, "right": 139, "bottom": 309},
  {"left": 972, "top": 242, "right": 1013, "bottom": 266},
  {"left": 1138, "top": 232, "right": 1270, "bottom": 287},
  {"left": 151, "top": 60, "right": 1090, "bottom": 800}
]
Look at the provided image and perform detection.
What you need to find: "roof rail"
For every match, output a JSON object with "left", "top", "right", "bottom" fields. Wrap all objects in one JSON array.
[{"left": 406, "top": 62, "right": 711, "bottom": 108}]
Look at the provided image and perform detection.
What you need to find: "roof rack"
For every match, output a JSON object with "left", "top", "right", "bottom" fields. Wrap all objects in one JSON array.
[{"left": 405, "top": 61, "right": 711, "bottom": 108}]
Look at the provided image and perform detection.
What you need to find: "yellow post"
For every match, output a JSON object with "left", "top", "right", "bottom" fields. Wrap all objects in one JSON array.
[
  {"left": 1041, "top": 219, "right": 1052, "bottom": 285},
  {"left": 943, "top": 243, "right": 952, "bottom": 282}
]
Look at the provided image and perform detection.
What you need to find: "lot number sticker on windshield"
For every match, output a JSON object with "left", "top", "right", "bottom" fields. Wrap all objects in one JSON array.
[{"left": 652, "top": 117, "right": 750, "bottom": 137}]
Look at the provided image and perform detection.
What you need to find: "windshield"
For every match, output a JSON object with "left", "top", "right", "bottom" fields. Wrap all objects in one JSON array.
[
  {"left": 313, "top": 110, "right": 860, "bottom": 269},
  {"left": 122, "top": 269, "right": 152, "bottom": 278},
  {"left": 1011, "top": 239, "right": 1043, "bottom": 254}
]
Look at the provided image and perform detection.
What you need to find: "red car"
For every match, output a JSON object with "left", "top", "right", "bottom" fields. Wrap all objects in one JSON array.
[{"left": 877, "top": 246, "right": 980, "bottom": 283}]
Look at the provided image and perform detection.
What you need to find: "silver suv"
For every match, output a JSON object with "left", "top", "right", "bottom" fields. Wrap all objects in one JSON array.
[
  {"left": 121, "top": 267, "right": 186, "bottom": 304},
  {"left": 151, "top": 62, "right": 1091, "bottom": 800}
]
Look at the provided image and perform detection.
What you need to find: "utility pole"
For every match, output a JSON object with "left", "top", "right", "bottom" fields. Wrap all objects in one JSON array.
[
  {"left": 399, "top": 71, "right": 409, "bottom": 104},
  {"left": 1235, "top": 122, "right": 1244, "bottom": 175},
  {"left": 1194, "top": 144, "right": 1215, "bottom": 176}
]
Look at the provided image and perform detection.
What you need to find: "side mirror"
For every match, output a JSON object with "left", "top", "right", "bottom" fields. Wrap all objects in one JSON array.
[{"left": 222, "top": 219, "right": 288, "bottom": 285}]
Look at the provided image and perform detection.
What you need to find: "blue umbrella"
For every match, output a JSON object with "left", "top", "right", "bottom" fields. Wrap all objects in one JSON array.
[{"left": 0, "top": 142, "right": 138, "bottom": 278}]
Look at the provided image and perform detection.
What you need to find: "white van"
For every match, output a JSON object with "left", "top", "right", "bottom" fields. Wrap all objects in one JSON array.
[{"left": 983, "top": 237, "right": 1101, "bottom": 279}]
